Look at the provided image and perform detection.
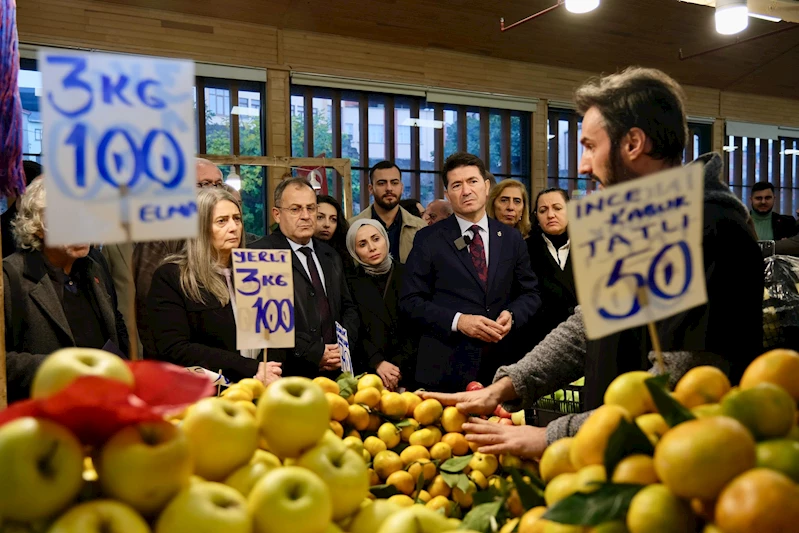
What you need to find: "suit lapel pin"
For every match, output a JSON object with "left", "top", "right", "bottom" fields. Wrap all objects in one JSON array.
[{"left": 497, "top": 231, "right": 502, "bottom": 237}]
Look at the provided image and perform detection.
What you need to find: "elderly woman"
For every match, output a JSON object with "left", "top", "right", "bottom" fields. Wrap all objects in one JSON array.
[
  {"left": 525, "top": 187, "right": 577, "bottom": 349},
  {"left": 146, "top": 187, "right": 281, "bottom": 385},
  {"left": 487, "top": 179, "right": 532, "bottom": 239},
  {"left": 3, "top": 177, "right": 129, "bottom": 403},
  {"left": 346, "top": 219, "right": 415, "bottom": 391}
]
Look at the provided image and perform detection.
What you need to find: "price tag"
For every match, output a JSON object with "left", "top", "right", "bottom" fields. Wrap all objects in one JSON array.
[
  {"left": 232, "top": 249, "right": 295, "bottom": 350},
  {"left": 40, "top": 50, "right": 197, "bottom": 245},
  {"left": 569, "top": 164, "right": 708, "bottom": 339},
  {"left": 336, "top": 322, "right": 354, "bottom": 374}
]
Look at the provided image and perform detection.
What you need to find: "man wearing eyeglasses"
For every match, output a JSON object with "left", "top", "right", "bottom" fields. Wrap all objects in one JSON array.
[
  {"left": 132, "top": 158, "right": 226, "bottom": 357},
  {"left": 250, "top": 178, "right": 359, "bottom": 378}
]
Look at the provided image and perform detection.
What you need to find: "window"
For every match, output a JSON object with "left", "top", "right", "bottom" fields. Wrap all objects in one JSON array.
[
  {"left": 548, "top": 108, "right": 713, "bottom": 199},
  {"left": 724, "top": 135, "right": 799, "bottom": 215},
  {"left": 34, "top": 129, "right": 42, "bottom": 141},
  {"left": 291, "top": 85, "right": 532, "bottom": 215}
]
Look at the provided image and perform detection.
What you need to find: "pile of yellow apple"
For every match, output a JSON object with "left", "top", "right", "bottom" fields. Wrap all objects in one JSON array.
[
  {"left": 514, "top": 348, "right": 799, "bottom": 533},
  {"left": 313, "top": 373, "right": 536, "bottom": 524}
]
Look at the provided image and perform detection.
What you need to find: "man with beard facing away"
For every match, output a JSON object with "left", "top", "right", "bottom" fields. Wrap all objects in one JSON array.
[
  {"left": 423, "top": 67, "right": 764, "bottom": 458},
  {"left": 349, "top": 161, "right": 426, "bottom": 264}
]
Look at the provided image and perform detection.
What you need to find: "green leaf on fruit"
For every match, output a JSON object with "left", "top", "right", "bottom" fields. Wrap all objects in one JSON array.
[
  {"left": 519, "top": 468, "right": 546, "bottom": 491},
  {"left": 440, "top": 454, "right": 473, "bottom": 473},
  {"left": 336, "top": 372, "right": 358, "bottom": 399},
  {"left": 603, "top": 417, "right": 655, "bottom": 477},
  {"left": 507, "top": 468, "right": 545, "bottom": 510},
  {"left": 393, "top": 441, "right": 409, "bottom": 454},
  {"left": 441, "top": 471, "right": 463, "bottom": 488},
  {"left": 472, "top": 486, "right": 502, "bottom": 506},
  {"left": 395, "top": 418, "right": 413, "bottom": 428},
  {"left": 459, "top": 501, "right": 504, "bottom": 532},
  {"left": 543, "top": 483, "right": 644, "bottom": 526},
  {"left": 456, "top": 473, "right": 473, "bottom": 494},
  {"left": 415, "top": 470, "right": 426, "bottom": 495},
  {"left": 645, "top": 375, "right": 696, "bottom": 428},
  {"left": 369, "top": 483, "right": 401, "bottom": 498}
]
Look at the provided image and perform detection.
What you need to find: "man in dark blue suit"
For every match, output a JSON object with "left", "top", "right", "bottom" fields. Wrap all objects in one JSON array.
[{"left": 400, "top": 153, "right": 540, "bottom": 392}]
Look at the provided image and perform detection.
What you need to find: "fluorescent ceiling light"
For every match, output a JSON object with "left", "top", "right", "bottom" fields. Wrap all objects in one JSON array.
[
  {"left": 715, "top": 0, "right": 748, "bottom": 35},
  {"left": 749, "top": 12, "right": 781, "bottom": 23},
  {"left": 723, "top": 145, "right": 738, "bottom": 152},
  {"left": 231, "top": 106, "right": 259, "bottom": 117},
  {"left": 781, "top": 149, "right": 799, "bottom": 156},
  {"left": 401, "top": 118, "right": 444, "bottom": 129},
  {"left": 564, "top": 0, "right": 600, "bottom": 14}
]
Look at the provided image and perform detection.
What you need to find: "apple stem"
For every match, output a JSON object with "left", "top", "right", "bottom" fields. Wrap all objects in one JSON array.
[{"left": 37, "top": 440, "right": 60, "bottom": 480}]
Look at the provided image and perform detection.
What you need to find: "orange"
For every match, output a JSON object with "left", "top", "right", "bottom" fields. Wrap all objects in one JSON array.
[
  {"left": 326, "top": 392, "right": 350, "bottom": 422},
  {"left": 715, "top": 468, "right": 799, "bottom": 533},
  {"left": 329, "top": 420, "right": 344, "bottom": 438},
  {"left": 380, "top": 392, "right": 408, "bottom": 419},
  {"left": 539, "top": 437, "right": 576, "bottom": 482},
  {"left": 425, "top": 495, "right": 451, "bottom": 516},
  {"left": 612, "top": 454, "right": 659, "bottom": 485},
  {"left": 571, "top": 405, "right": 630, "bottom": 469},
  {"left": 635, "top": 413, "right": 669, "bottom": 445},
  {"left": 518, "top": 507, "right": 547, "bottom": 533},
  {"left": 441, "top": 406, "right": 468, "bottom": 433},
  {"left": 430, "top": 442, "right": 452, "bottom": 461},
  {"left": 407, "top": 458, "right": 437, "bottom": 484},
  {"left": 427, "top": 475, "right": 451, "bottom": 499},
  {"left": 367, "top": 413, "right": 382, "bottom": 432},
  {"left": 740, "top": 349, "right": 799, "bottom": 401},
  {"left": 626, "top": 484, "right": 695, "bottom": 533},
  {"left": 401, "top": 392, "right": 422, "bottom": 417},
  {"left": 386, "top": 470, "right": 415, "bottom": 495},
  {"left": 353, "top": 387, "right": 382, "bottom": 409},
  {"left": 347, "top": 404, "right": 370, "bottom": 431},
  {"left": 400, "top": 445, "right": 431, "bottom": 466},
  {"left": 673, "top": 366, "right": 731, "bottom": 408},
  {"left": 373, "top": 450, "right": 403, "bottom": 480},
  {"left": 413, "top": 399, "right": 443, "bottom": 425},
  {"left": 603, "top": 371, "right": 656, "bottom": 418},
  {"left": 357, "top": 374, "right": 383, "bottom": 392},
  {"left": 654, "top": 417, "right": 755, "bottom": 500},
  {"left": 441, "top": 433, "right": 470, "bottom": 456},
  {"left": 721, "top": 383, "right": 796, "bottom": 440}
]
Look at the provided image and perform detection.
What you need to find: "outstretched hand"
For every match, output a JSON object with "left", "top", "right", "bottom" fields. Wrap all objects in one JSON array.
[
  {"left": 462, "top": 417, "right": 548, "bottom": 458},
  {"left": 420, "top": 388, "right": 499, "bottom": 417}
]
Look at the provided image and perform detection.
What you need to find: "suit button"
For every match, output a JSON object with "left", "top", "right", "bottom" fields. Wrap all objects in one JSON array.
[
  {"left": 311, "top": 328, "right": 317, "bottom": 333},
  {"left": 486, "top": 307, "right": 490, "bottom": 312},
  {"left": 310, "top": 290, "right": 315, "bottom": 297}
]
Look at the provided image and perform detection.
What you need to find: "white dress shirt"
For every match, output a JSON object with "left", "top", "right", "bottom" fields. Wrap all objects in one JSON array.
[
  {"left": 542, "top": 234, "right": 570, "bottom": 270},
  {"left": 287, "top": 238, "right": 327, "bottom": 294},
  {"left": 451, "top": 213, "right": 491, "bottom": 332}
]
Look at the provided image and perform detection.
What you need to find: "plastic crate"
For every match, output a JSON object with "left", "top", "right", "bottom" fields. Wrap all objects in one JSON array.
[{"left": 526, "top": 383, "right": 584, "bottom": 427}]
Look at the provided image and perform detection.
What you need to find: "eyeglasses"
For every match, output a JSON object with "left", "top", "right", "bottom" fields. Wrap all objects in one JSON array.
[
  {"left": 278, "top": 205, "right": 318, "bottom": 216},
  {"left": 197, "top": 181, "right": 224, "bottom": 189}
]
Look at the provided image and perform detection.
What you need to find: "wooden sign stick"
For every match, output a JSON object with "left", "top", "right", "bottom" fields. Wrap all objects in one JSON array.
[
  {"left": 119, "top": 185, "right": 140, "bottom": 361},
  {"left": 637, "top": 287, "right": 666, "bottom": 374}
]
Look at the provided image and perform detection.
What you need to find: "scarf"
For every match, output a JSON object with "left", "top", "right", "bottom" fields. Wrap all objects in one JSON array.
[{"left": 346, "top": 219, "right": 394, "bottom": 276}]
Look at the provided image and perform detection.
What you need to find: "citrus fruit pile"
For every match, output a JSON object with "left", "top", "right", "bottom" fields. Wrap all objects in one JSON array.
[
  {"left": 311, "top": 373, "right": 536, "bottom": 525},
  {"left": 525, "top": 348, "right": 799, "bottom": 533}
]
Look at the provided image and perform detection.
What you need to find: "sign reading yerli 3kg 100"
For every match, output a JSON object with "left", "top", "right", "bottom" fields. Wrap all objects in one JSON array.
[
  {"left": 40, "top": 50, "right": 197, "bottom": 245},
  {"left": 569, "top": 163, "right": 708, "bottom": 340}
]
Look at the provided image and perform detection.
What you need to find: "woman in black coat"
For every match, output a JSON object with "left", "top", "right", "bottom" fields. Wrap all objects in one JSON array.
[
  {"left": 525, "top": 187, "right": 578, "bottom": 350},
  {"left": 346, "top": 219, "right": 415, "bottom": 391},
  {"left": 146, "top": 187, "right": 282, "bottom": 384}
]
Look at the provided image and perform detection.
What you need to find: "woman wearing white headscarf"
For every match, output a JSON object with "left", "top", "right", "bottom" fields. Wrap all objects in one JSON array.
[{"left": 346, "top": 219, "right": 416, "bottom": 391}]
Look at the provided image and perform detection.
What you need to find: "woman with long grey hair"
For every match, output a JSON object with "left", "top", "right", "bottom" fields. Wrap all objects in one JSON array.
[
  {"left": 146, "top": 187, "right": 281, "bottom": 385},
  {"left": 346, "top": 219, "right": 415, "bottom": 391}
]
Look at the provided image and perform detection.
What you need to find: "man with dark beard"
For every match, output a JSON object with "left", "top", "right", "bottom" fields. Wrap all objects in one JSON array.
[
  {"left": 423, "top": 67, "right": 764, "bottom": 458},
  {"left": 349, "top": 161, "right": 426, "bottom": 264}
]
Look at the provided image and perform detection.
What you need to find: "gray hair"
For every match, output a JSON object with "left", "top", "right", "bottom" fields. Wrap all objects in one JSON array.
[
  {"left": 12, "top": 176, "right": 46, "bottom": 251},
  {"left": 346, "top": 219, "right": 393, "bottom": 276},
  {"left": 274, "top": 177, "right": 315, "bottom": 207},
  {"left": 166, "top": 187, "right": 244, "bottom": 305}
]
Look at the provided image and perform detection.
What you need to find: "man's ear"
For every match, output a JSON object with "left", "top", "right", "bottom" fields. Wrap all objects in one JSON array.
[
  {"left": 271, "top": 207, "right": 281, "bottom": 225},
  {"left": 621, "top": 127, "right": 650, "bottom": 162}
]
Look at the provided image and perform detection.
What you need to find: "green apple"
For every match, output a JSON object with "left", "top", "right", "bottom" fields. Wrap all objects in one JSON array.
[
  {"left": 182, "top": 397, "right": 258, "bottom": 480},
  {"left": 48, "top": 499, "right": 150, "bottom": 533},
  {"left": 348, "top": 500, "right": 402, "bottom": 533},
  {"left": 297, "top": 440, "right": 370, "bottom": 521},
  {"left": 224, "top": 460, "right": 278, "bottom": 497},
  {"left": 98, "top": 420, "right": 193, "bottom": 515},
  {"left": 249, "top": 466, "right": 332, "bottom": 533},
  {"left": 376, "top": 506, "right": 453, "bottom": 533},
  {"left": 0, "top": 417, "right": 84, "bottom": 522},
  {"left": 31, "top": 347, "right": 134, "bottom": 398},
  {"left": 256, "top": 377, "right": 329, "bottom": 459},
  {"left": 155, "top": 481, "right": 250, "bottom": 533}
]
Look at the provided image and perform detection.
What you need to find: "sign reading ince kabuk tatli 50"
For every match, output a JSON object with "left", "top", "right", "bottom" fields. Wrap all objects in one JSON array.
[
  {"left": 232, "top": 249, "right": 295, "bottom": 350},
  {"left": 569, "top": 163, "right": 708, "bottom": 340},
  {"left": 40, "top": 50, "right": 197, "bottom": 245}
]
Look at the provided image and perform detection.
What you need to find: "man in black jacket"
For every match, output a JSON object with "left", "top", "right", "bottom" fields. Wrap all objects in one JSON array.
[
  {"left": 250, "top": 178, "right": 359, "bottom": 378},
  {"left": 750, "top": 181, "right": 797, "bottom": 242}
]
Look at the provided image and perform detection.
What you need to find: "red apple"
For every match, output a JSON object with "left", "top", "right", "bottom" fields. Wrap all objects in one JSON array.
[
  {"left": 494, "top": 405, "right": 512, "bottom": 419},
  {"left": 466, "top": 382, "right": 484, "bottom": 392}
]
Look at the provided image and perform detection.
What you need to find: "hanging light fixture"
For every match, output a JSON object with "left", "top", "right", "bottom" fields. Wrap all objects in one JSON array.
[
  {"left": 715, "top": 0, "right": 749, "bottom": 35},
  {"left": 564, "top": 0, "right": 600, "bottom": 14}
]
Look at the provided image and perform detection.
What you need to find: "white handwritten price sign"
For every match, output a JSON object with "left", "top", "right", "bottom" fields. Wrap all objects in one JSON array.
[
  {"left": 232, "top": 249, "right": 295, "bottom": 350},
  {"left": 569, "top": 164, "right": 708, "bottom": 340},
  {"left": 40, "top": 50, "right": 197, "bottom": 245}
]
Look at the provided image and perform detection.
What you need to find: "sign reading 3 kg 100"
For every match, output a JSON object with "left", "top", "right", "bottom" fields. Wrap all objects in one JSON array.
[{"left": 40, "top": 50, "right": 198, "bottom": 245}]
